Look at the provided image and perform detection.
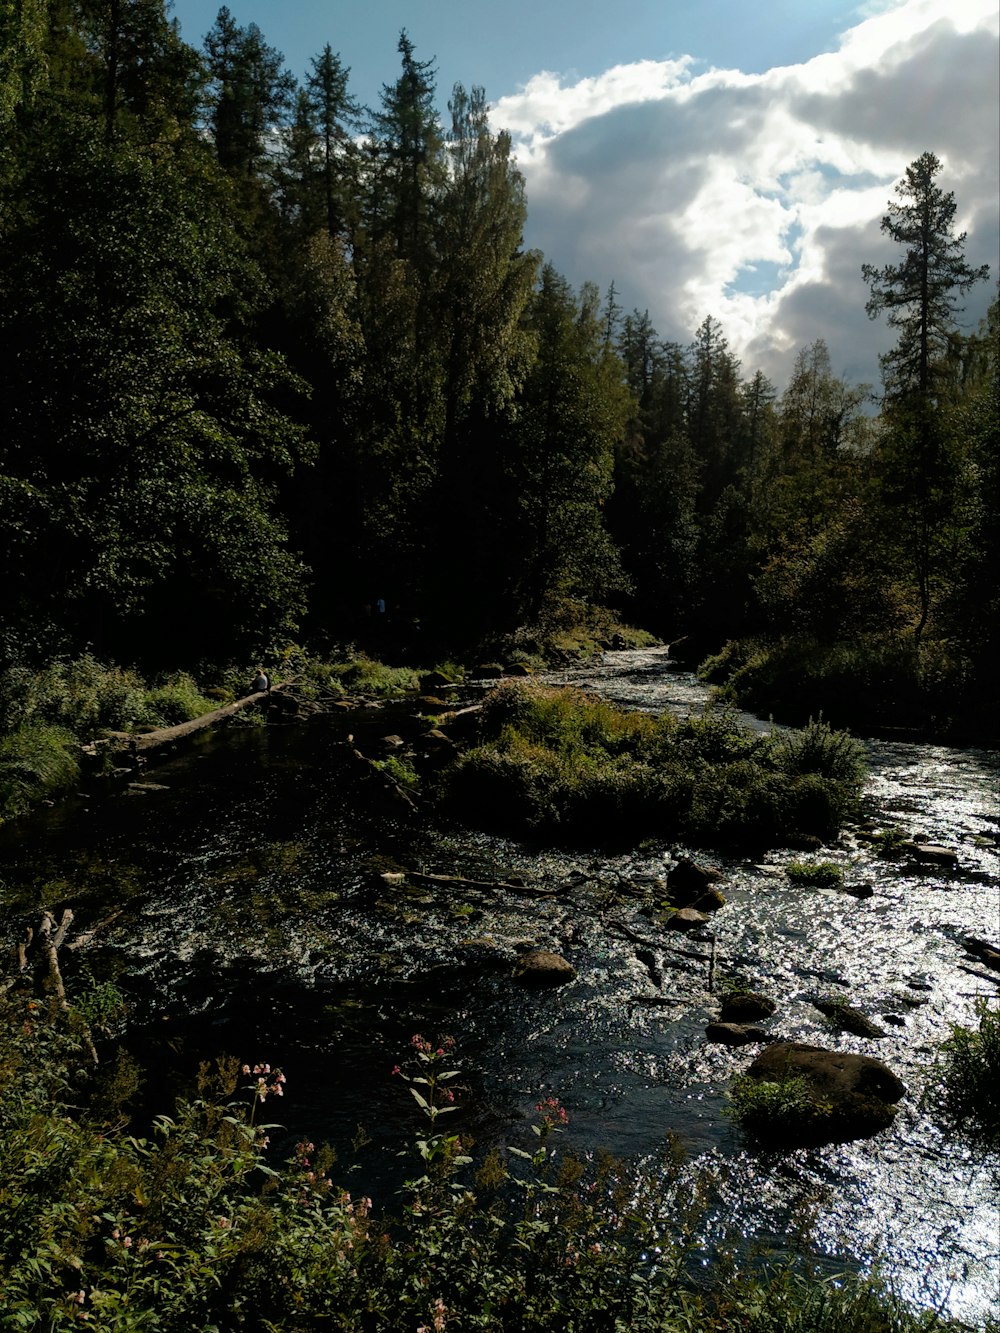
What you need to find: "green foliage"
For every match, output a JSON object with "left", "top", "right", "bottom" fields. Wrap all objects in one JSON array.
[
  {"left": 141, "top": 675, "right": 215, "bottom": 727},
  {"left": 727, "top": 1073, "right": 833, "bottom": 1142},
  {"left": 0, "top": 723, "right": 80, "bottom": 821},
  {"left": 786, "top": 861, "right": 844, "bottom": 889},
  {"left": 0, "top": 657, "right": 149, "bottom": 736},
  {"left": 374, "top": 754, "right": 420, "bottom": 792},
  {"left": 0, "top": 994, "right": 968, "bottom": 1332},
  {"left": 444, "top": 682, "right": 863, "bottom": 848},
  {"left": 331, "top": 656, "right": 421, "bottom": 696},
  {"left": 935, "top": 1000, "right": 1000, "bottom": 1147}
]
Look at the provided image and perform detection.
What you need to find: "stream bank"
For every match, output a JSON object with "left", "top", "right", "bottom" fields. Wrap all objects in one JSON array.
[{"left": 1, "top": 647, "right": 997, "bottom": 1324}]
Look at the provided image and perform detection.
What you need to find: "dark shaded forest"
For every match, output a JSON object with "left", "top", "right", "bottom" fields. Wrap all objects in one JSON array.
[{"left": 1, "top": 2, "right": 996, "bottom": 734}]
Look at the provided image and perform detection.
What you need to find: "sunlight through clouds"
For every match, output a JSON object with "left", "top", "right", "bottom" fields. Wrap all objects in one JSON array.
[{"left": 495, "top": 0, "right": 999, "bottom": 387}]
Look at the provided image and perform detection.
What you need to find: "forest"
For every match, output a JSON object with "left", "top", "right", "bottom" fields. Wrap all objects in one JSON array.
[
  {"left": 1, "top": 1, "right": 997, "bottom": 730},
  {"left": 1, "top": 7, "right": 999, "bottom": 1329}
]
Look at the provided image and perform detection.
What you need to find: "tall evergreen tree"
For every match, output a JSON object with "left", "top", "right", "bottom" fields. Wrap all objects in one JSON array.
[
  {"left": 862, "top": 152, "right": 990, "bottom": 642},
  {"left": 204, "top": 6, "right": 294, "bottom": 180}
]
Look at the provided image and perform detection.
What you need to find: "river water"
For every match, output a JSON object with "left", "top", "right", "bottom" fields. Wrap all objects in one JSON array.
[{"left": 2, "top": 648, "right": 997, "bottom": 1323}]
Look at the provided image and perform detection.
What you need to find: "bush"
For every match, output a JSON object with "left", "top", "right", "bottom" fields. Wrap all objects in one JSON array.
[
  {"left": 727, "top": 1072, "right": 833, "bottom": 1143},
  {"left": 935, "top": 1000, "right": 1000, "bottom": 1146},
  {"left": 141, "top": 673, "right": 215, "bottom": 727},
  {"left": 0, "top": 722, "right": 80, "bottom": 821},
  {"left": 332, "top": 655, "right": 421, "bottom": 696},
  {"left": 786, "top": 860, "right": 845, "bottom": 889},
  {"left": 0, "top": 655, "right": 149, "bottom": 735}
]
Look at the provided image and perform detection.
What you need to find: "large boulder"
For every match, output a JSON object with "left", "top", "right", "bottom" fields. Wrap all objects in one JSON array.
[
  {"left": 513, "top": 950, "right": 576, "bottom": 988},
  {"left": 737, "top": 1041, "right": 905, "bottom": 1145}
]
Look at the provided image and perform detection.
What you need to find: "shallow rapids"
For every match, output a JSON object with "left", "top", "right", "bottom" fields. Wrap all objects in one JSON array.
[{"left": 2, "top": 647, "right": 997, "bottom": 1323}]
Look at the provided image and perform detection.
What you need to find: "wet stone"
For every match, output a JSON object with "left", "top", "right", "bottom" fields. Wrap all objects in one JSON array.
[
  {"left": 719, "top": 992, "right": 777, "bottom": 1023},
  {"left": 665, "top": 907, "right": 709, "bottom": 931},
  {"left": 512, "top": 949, "right": 576, "bottom": 987},
  {"left": 706, "top": 1022, "right": 772, "bottom": 1047}
]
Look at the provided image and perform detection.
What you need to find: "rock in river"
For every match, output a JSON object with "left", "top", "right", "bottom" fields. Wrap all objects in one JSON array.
[
  {"left": 513, "top": 950, "right": 577, "bottom": 988},
  {"left": 741, "top": 1041, "right": 905, "bottom": 1144}
]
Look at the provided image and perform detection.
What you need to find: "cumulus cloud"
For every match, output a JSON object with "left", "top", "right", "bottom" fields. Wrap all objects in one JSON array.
[{"left": 494, "top": 0, "right": 999, "bottom": 389}]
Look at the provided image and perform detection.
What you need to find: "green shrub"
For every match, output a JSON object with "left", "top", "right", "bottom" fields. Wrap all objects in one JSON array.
[
  {"left": 141, "top": 673, "right": 215, "bottom": 726},
  {"left": 935, "top": 1000, "right": 1000, "bottom": 1146},
  {"left": 786, "top": 860, "right": 844, "bottom": 889},
  {"left": 0, "top": 655, "right": 150, "bottom": 734},
  {"left": 0, "top": 722, "right": 80, "bottom": 821},
  {"left": 332, "top": 656, "right": 420, "bottom": 696},
  {"left": 773, "top": 716, "right": 867, "bottom": 786},
  {"left": 446, "top": 682, "right": 864, "bottom": 850}
]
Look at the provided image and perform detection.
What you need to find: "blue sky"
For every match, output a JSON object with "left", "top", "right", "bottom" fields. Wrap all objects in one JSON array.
[{"left": 168, "top": 0, "right": 999, "bottom": 389}]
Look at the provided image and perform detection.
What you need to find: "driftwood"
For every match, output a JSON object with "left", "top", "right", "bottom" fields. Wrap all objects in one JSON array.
[
  {"left": 14, "top": 906, "right": 100, "bottom": 1061},
  {"left": 402, "top": 869, "right": 557, "bottom": 898}
]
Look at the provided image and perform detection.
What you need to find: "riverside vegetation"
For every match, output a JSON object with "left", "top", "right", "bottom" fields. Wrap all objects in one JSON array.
[{"left": 0, "top": 984, "right": 991, "bottom": 1333}]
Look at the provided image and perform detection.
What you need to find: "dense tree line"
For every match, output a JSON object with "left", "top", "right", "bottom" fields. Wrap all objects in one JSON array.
[{"left": 1, "top": 5, "right": 994, "bottom": 728}]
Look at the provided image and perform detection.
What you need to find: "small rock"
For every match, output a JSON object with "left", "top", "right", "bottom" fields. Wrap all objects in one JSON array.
[
  {"left": 513, "top": 950, "right": 576, "bottom": 988},
  {"left": 719, "top": 992, "right": 777, "bottom": 1023},
  {"left": 882, "top": 1014, "right": 907, "bottom": 1027},
  {"left": 813, "top": 999, "right": 886, "bottom": 1039},
  {"left": 706, "top": 1022, "right": 772, "bottom": 1046},
  {"left": 843, "top": 883, "right": 875, "bottom": 899},
  {"left": 665, "top": 907, "right": 709, "bottom": 931},
  {"left": 379, "top": 734, "right": 405, "bottom": 752},
  {"left": 904, "top": 842, "right": 959, "bottom": 867}
]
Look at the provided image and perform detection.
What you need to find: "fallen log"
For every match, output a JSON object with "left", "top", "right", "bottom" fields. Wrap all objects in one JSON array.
[{"left": 103, "top": 685, "right": 282, "bottom": 756}]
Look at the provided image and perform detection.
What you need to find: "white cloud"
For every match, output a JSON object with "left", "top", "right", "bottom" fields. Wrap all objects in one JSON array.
[{"left": 495, "top": 0, "right": 999, "bottom": 389}]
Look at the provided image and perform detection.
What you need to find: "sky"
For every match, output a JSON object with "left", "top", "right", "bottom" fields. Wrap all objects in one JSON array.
[{"left": 168, "top": 0, "right": 999, "bottom": 390}]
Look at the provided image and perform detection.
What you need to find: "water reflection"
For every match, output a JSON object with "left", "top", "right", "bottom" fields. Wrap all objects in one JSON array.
[{"left": 1, "top": 647, "right": 997, "bottom": 1322}]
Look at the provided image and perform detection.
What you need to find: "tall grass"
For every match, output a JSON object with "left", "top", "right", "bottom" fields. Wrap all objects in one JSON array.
[{"left": 0, "top": 722, "right": 80, "bottom": 820}]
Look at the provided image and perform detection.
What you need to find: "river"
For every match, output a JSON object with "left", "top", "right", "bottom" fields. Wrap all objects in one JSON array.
[{"left": 2, "top": 647, "right": 997, "bottom": 1323}]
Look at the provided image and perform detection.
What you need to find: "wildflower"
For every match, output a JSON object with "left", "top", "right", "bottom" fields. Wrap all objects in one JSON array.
[{"left": 122, "top": 1237, "right": 132, "bottom": 1249}]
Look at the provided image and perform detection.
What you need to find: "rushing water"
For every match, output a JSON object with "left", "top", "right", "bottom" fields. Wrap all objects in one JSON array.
[{"left": 2, "top": 648, "right": 998, "bottom": 1323}]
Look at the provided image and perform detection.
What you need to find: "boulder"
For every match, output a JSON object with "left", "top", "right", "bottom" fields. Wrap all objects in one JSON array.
[
  {"left": 667, "top": 857, "right": 724, "bottom": 907},
  {"left": 741, "top": 1041, "right": 905, "bottom": 1144},
  {"left": 513, "top": 950, "right": 576, "bottom": 988},
  {"left": 719, "top": 992, "right": 776, "bottom": 1023},
  {"left": 692, "top": 888, "right": 727, "bottom": 912},
  {"left": 419, "top": 670, "right": 457, "bottom": 691},
  {"left": 504, "top": 662, "right": 533, "bottom": 676},
  {"left": 706, "top": 1022, "right": 772, "bottom": 1046}
]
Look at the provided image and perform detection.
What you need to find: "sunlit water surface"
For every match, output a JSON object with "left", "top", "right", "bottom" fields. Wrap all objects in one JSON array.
[{"left": 2, "top": 648, "right": 997, "bottom": 1323}]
